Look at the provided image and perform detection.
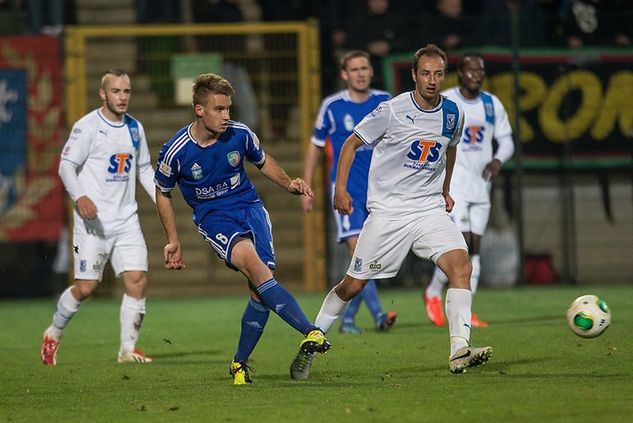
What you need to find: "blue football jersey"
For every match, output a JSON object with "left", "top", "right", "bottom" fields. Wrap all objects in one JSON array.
[
  {"left": 155, "top": 121, "right": 265, "bottom": 224},
  {"left": 311, "top": 89, "right": 390, "bottom": 198}
]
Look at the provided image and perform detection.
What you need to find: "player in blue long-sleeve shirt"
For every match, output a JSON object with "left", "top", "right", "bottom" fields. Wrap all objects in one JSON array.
[{"left": 154, "top": 73, "right": 330, "bottom": 385}]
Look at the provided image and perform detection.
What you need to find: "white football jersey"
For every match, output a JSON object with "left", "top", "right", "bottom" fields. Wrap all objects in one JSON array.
[
  {"left": 354, "top": 92, "right": 464, "bottom": 218},
  {"left": 441, "top": 87, "right": 513, "bottom": 203},
  {"left": 60, "top": 109, "right": 151, "bottom": 234}
]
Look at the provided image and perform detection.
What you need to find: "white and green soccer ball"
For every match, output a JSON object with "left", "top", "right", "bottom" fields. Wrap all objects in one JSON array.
[{"left": 566, "top": 295, "right": 611, "bottom": 338}]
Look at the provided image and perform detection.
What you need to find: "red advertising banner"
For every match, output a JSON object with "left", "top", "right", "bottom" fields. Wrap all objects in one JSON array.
[
  {"left": 384, "top": 48, "right": 633, "bottom": 168},
  {"left": 0, "top": 36, "right": 64, "bottom": 241}
]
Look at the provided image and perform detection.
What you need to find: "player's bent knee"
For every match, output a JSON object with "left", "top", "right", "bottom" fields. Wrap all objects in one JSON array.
[
  {"left": 72, "top": 280, "right": 98, "bottom": 300},
  {"left": 336, "top": 276, "right": 365, "bottom": 300}
]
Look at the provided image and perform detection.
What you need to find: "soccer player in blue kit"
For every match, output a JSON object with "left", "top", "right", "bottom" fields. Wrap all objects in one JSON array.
[
  {"left": 302, "top": 50, "right": 396, "bottom": 334},
  {"left": 154, "top": 73, "right": 330, "bottom": 385}
]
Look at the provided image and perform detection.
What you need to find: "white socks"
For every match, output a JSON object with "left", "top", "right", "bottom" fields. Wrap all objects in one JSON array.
[
  {"left": 470, "top": 254, "right": 480, "bottom": 295},
  {"left": 120, "top": 295, "right": 146, "bottom": 354},
  {"left": 49, "top": 287, "right": 82, "bottom": 339},
  {"left": 446, "top": 288, "right": 472, "bottom": 356},
  {"left": 426, "top": 267, "right": 448, "bottom": 298},
  {"left": 314, "top": 287, "right": 350, "bottom": 333}
]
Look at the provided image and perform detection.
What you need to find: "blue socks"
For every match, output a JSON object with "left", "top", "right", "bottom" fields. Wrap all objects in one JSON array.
[
  {"left": 342, "top": 295, "right": 362, "bottom": 323},
  {"left": 341, "top": 279, "right": 383, "bottom": 324},
  {"left": 362, "top": 280, "right": 384, "bottom": 323},
  {"left": 256, "top": 278, "right": 315, "bottom": 335},
  {"left": 234, "top": 299, "right": 270, "bottom": 363}
]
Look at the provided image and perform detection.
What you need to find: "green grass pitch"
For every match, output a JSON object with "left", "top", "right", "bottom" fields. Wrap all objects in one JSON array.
[{"left": 1, "top": 286, "right": 632, "bottom": 422}]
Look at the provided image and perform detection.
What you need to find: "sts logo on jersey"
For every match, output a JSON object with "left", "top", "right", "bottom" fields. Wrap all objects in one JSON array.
[
  {"left": 463, "top": 125, "right": 485, "bottom": 145},
  {"left": 404, "top": 140, "right": 441, "bottom": 171},
  {"left": 106, "top": 153, "right": 133, "bottom": 182},
  {"left": 107, "top": 153, "right": 133, "bottom": 174},
  {"left": 407, "top": 140, "right": 441, "bottom": 162}
]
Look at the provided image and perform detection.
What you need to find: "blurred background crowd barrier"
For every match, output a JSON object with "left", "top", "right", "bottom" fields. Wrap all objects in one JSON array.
[{"left": 0, "top": 0, "right": 631, "bottom": 298}]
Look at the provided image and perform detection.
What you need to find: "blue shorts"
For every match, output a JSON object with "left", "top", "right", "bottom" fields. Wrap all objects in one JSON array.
[
  {"left": 197, "top": 205, "right": 275, "bottom": 271},
  {"left": 331, "top": 182, "right": 369, "bottom": 243}
]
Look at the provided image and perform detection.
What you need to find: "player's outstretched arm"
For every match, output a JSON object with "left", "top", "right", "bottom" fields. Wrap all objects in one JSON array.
[
  {"left": 333, "top": 134, "right": 363, "bottom": 215},
  {"left": 300, "top": 143, "right": 324, "bottom": 212},
  {"left": 155, "top": 187, "right": 185, "bottom": 270},
  {"left": 443, "top": 145, "right": 457, "bottom": 213},
  {"left": 259, "top": 153, "right": 313, "bottom": 197}
]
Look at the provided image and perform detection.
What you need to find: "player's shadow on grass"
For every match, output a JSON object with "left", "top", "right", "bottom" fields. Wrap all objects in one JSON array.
[
  {"left": 259, "top": 373, "right": 376, "bottom": 387},
  {"left": 486, "top": 315, "right": 562, "bottom": 325},
  {"left": 149, "top": 349, "right": 224, "bottom": 364}
]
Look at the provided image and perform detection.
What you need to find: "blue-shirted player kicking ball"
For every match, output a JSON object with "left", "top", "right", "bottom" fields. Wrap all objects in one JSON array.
[{"left": 154, "top": 73, "right": 330, "bottom": 385}]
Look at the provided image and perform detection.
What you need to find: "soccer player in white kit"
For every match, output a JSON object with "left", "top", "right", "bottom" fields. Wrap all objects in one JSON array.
[
  {"left": 290, "top": 45, "right": 493, "bottom": 378},
  {"left": 41, "top": 70, "right": 156, "bottom": 365},
  {"left": 424, "top": 53, "right": 515, "bottom": 328}
]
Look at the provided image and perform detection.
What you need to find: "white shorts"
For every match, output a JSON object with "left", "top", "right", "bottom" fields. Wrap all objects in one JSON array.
[
  {"left": 347, "top": 208, "right": 467, "bottom": 279},
  {"left": 72, "top": 228, "right": 148, "bottom": 281},
  {"left": 450, "top": 200, "right": 491, "bottom": 235}
]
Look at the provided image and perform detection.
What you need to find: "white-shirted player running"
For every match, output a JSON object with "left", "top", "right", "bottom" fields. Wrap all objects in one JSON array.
[
  {"left": 41, "top": 69, "right": 156, "bottom": 365},
  {"left": 290, "top": 44, "right": 493, "bottom": 379},
  {"left": 423, "top": 53, "right": 515, "bottom": 328}
]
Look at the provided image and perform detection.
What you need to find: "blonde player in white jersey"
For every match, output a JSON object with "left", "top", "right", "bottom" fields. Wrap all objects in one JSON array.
[
  {"left": 290, "top": 45, "right": 493, "bottom": 379},
  {"left": 41, "top": 69, "right": 156, "bottom": 366},
  {"left": 424, "top": 53, "right": 515, "bottom": 328}
]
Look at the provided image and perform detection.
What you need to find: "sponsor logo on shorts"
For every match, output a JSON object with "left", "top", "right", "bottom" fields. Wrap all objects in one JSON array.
[
  {"left": 191, "top": 163, "right": 203, "bottom": 180},
  {"left": 93, "top": 254, "right": 107, "bottom": 271},
  {"left": 80, "top": 260, "right": 86, "bottom": 272},
  {"left": 354, "top": 257, "right": 362, "bottom": 272},
  {"left": 369, "top": 261, "right": 382, "bottom": 271}
]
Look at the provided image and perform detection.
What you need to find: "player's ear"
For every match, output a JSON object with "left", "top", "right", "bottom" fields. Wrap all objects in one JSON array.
[
  {"left": 194, "top": 104, "right": 204, "bottom": 118},
  {"left": 99, "top": 88, "right": 106, "bottom": 101},
  {"left": 411, "top": 68, "right": 416, "bottom": 83}
]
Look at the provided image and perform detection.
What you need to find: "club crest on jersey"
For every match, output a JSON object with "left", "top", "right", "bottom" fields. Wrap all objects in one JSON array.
[
  {"left": 485, "top": 102, "right": 494, "bottom": 117},
  {"left": 227, "top": 151, "right": 241, "bottom": 167},
  {"left": 446, "top": 113, "right": 456, "bottom": 130},
  {"left": 343, "top": 114, "right": 355, "bottom": 131},
  {"left": 354, "top": 257, "right": 362, "bottom": 272},
  {"left": 191, "top": 163, "right": 203, "bottom": 180}
]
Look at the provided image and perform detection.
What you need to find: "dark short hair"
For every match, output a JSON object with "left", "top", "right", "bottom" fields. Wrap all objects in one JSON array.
[
  {"left": 412, "top": 44, "right": 448, "bottom": 72},
  {"left": 192, "top": 73, "right": 235, "bottom": 106},
  {"left": 458, "top": 52, "right": 485, "bottom": 71},
  {"left": 340, "top": 50, "right": 371, "bottom": 70}
]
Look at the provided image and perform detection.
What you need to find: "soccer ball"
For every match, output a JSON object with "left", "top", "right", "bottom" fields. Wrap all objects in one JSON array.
[{"left": 566, "top": 295, "right": 611, "bottom": 338}]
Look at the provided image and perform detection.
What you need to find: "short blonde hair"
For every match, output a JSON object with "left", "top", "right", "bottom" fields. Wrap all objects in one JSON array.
[
  {"left": 101, "top": 69, "right": 128, "bottom": 89},
  {"left": 192, "top": 73, "right": 235, "bottom": 106}
]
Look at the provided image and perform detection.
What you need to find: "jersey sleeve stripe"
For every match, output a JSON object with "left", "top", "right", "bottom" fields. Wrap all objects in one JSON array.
[
  {"left": 353, "top": 129, "right": 371, "bottom": 145},
  {"left": 311, "top": 136, "right": 326, "bottom": 147},
  {"left": 163, "top": 132, "right": 189, "bottom": 165}
]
